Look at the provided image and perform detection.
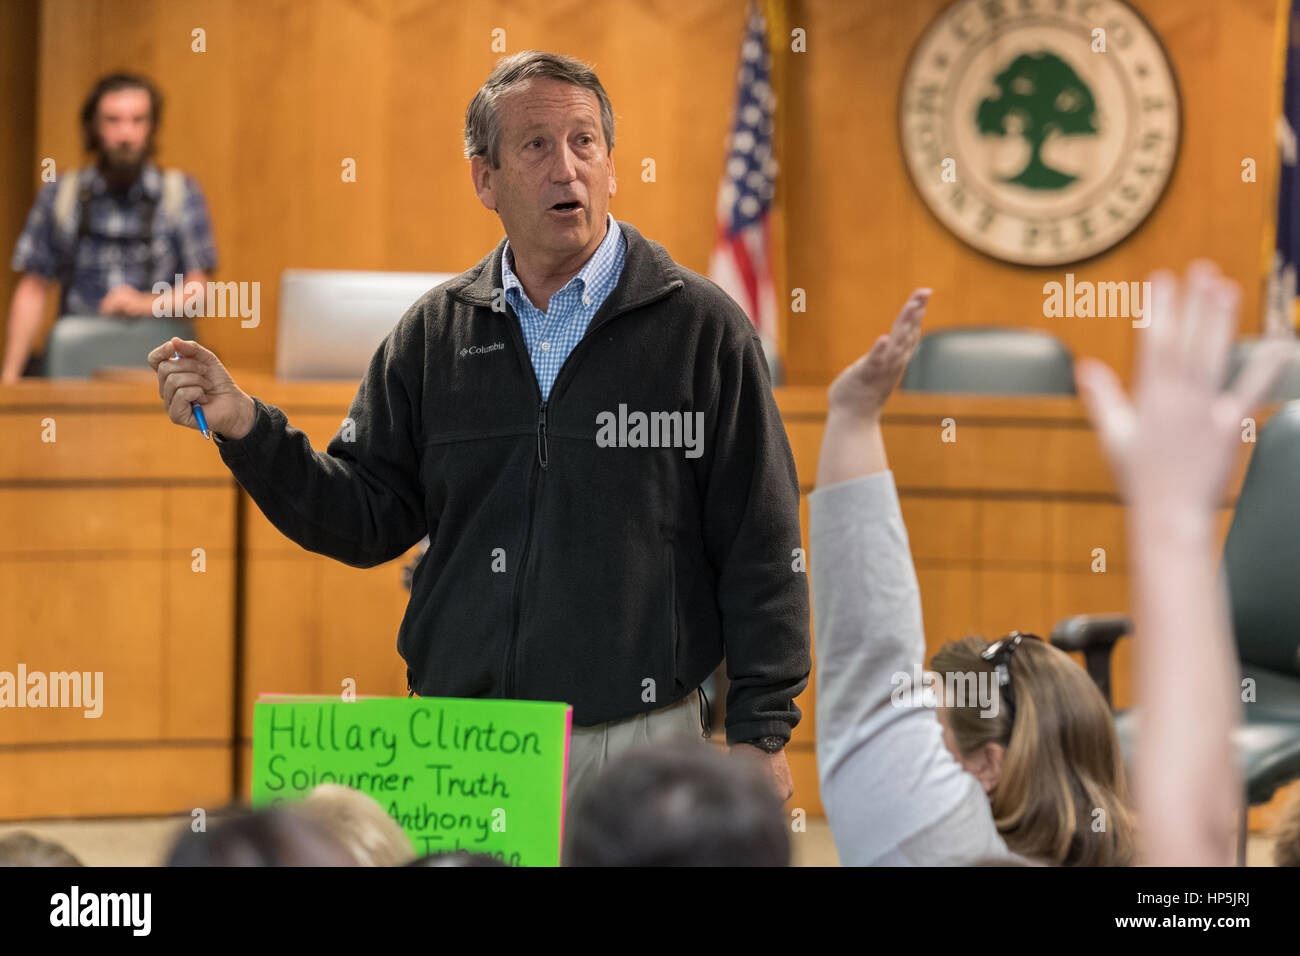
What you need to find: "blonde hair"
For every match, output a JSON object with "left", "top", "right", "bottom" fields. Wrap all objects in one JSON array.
[
  {"left": 288, "top": 784, "right": 415, "bottom": 866},
  {"left": 930, "top": 635, "right": 1136, "bottom": 866},
  {"left": 0, "top": 831, "right": 83, "bottom": 866}
]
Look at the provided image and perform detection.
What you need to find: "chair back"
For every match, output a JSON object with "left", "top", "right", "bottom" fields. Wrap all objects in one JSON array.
[
  {"left": 44, "top": 316, "right": 195, "bottom": 378},
  {"left": 900, "top": 327, "right": 1075, "bottom": 394},
  {"left": 1226, "top": 339, "right": 1300, "bottom": 402},
  {"left": 1224, "top": 400, "right": 1300, "bottom": 675}
]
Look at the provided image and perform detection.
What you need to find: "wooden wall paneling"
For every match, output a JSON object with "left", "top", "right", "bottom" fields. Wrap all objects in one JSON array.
[
  {"left": 979, "top": 499, "right": 1050, "bottom": 563},
  {"left": 0, "top": 483, "right": 234, "bottom": 742},
  {"left": 0, "top": 747, "right": 232, "bottom": 820},
  {"left": 32, "top": 0, "right": 756, "bottom": 375},
  {"left": 976, "top": 498, "right": 1051, "bottom": 639},
  {"left": 0, "top": 0, "right": 39, "bottom": 356},
  {"left": 785, "top": 0, "right": 1283, "bottom": 388},
  {"left": 162, "top": 485, "right": 238, "bottom": 739},
  {"left": 915, "top": 567, "right": 980, "bottom": 665},
  {"left": 0, "top": 514, "right": 165, "bottom": 743},
  {"left": 975, "top": 568, "right": 1049, "bottom": 646},
  {"left": 900, "top": 496, "right": 979, "bottom": 562},
  {"left": 1050, "top": 501, "right": 1128, "bottom": 576},
  {"left": 25, "top": 0, "right": 1287, "bottom": 389}
]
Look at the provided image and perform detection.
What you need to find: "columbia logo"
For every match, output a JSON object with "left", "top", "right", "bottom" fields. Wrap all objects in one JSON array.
[{"left": 459, "top": 342, "right": 505, "bottom": 358}]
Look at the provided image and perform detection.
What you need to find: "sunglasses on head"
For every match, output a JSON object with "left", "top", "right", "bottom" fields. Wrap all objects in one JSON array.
[{"left": 979, "top": 630, "right": 1043, "bottom": 721}]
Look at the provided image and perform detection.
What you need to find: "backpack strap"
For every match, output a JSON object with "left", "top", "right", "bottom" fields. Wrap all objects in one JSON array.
[
  {"left": 53, "top": 168, "right": 82, "bottom": 235},
  {"left": 160, "top": 169, "right": 185, "bottom": 226},
  {"left": 54, "top": 167, "right": 185, "bottom": 230}
]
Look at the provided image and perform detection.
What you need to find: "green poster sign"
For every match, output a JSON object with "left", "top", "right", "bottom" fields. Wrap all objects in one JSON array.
[{"left": 251, "top": 695, "right": 572, "bottom": 867}]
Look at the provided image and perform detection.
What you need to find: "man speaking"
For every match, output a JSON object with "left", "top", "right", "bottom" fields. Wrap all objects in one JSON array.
[{"left": 149, "top": 50, "right": 810, "bottom": 806}]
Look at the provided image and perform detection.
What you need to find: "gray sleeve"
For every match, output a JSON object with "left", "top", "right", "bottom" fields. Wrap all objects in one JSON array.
[
  {"left": 893, "top": 786, "right": 1016, "bottom": 865},
  {"left": 810, "top": 471, "right": 1007, "bottom": 865}
]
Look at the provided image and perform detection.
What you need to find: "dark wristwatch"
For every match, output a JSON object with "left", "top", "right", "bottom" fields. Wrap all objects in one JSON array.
[{"left": 743, "top": 735, "right": 786, "bottom": 754}]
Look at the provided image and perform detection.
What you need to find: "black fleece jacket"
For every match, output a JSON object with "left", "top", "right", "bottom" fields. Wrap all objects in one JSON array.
[{"left": 214, "top": 220, "right": 810, "bottom": 745}]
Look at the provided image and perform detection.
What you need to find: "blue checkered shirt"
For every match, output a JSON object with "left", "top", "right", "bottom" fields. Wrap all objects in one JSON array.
[
  {"left": 11, "top": 163, "right": 218, "bottom": 316},
  {"left": 501, "top": 212, "right": 625, "bottom": 401}
]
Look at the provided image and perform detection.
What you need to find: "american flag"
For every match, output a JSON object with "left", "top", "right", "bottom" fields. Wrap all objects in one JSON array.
[{"left": 708, "top": 2, "right": 780, "bottom": 377}]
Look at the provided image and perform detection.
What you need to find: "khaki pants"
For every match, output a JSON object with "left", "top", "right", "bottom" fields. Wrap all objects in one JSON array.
[{"left": 564, "top": 689, "right": 709, "bottom": 816}]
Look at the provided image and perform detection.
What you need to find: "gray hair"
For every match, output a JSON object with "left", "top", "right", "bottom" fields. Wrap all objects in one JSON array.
[{"left": 463, "top": 50, "right": 615, "bottom": 169}]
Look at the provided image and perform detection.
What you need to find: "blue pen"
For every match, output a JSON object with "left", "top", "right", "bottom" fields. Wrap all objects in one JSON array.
[{"left": 172, "top": 350, "right": 211, "bottom": 440}]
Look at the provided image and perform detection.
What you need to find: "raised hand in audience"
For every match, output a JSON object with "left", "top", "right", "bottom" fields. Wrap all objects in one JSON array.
[
  {"left": 817, "top": 288, "right": 930, "bottom": 487},
  {"left": 1075, "top": 261, "right": 1290, "bottom": 866}
]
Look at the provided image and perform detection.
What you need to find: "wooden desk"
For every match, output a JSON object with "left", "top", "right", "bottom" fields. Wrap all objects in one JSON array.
[{"left": 0, "top": 378, "right": 237, "bottom": 819}]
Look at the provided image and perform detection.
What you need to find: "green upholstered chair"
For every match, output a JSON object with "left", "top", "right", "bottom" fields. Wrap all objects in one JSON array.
[
  {"left": 43, "top": 315, "right": 195, "bottom": 378},
  {"left": 900, "top": 327, "right": 1075, "bottom": 395},
  {"left": 1226, "top": 338, "right": 1300, "bottom": 403}
]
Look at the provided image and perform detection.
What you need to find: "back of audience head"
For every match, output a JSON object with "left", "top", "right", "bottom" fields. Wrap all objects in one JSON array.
[
  {"left": 563, "top": 738, "right": 789, "bottom": 866},
  {"left": 0, "top": 831, "right": 84, "bottom": 867},
  {"left": 408, "top": 850, "right": 510, "bottom": 867},
  {"left": 165, "top": 806, "right": 358, "bottom": 866},
  {"left": 930, "top": 634, "right": 1136, "bottom": 866},
  {"left": 286, "top": 783, "right": 415, "bottom": 866},
  {"left": 969, "top": 854, "right": 1046, "bottom": 866}
]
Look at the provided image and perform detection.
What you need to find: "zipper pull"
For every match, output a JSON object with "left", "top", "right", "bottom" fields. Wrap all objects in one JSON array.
[{"left": 537, "top": 401, "right": 549, "bottom": 469}]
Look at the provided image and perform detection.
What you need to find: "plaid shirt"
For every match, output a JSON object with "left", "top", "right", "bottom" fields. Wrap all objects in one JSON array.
[
  {"left": 11, "top": 163, "right": 218, "bottom": 316},
  {"left": 501, "top": 212, "right": 625, "bottom": 401}
]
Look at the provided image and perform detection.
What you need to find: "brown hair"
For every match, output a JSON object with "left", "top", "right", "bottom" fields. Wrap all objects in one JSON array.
[
  {"left": 464, "top": 50, "right": 615, "bottom": 169},
  {"left": 165, "top": 806, "right": 357, "bottom": 866},
  {"left": 930, "top": 635, "right": 1137, "bottom": 866},
  {"left": 1273, "top": 784, "right": 1300, "bottom": 866},
  {"left": 80, "top": 72, "right": 163, "bottom": 156}
]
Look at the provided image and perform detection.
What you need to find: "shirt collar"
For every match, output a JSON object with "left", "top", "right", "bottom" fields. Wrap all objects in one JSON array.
[
  {"left": 502, "top": 212, "right": 620, "bottom": 306},
  {"left": 452, "top": 218, "right": 682, "bottom": 316}
]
